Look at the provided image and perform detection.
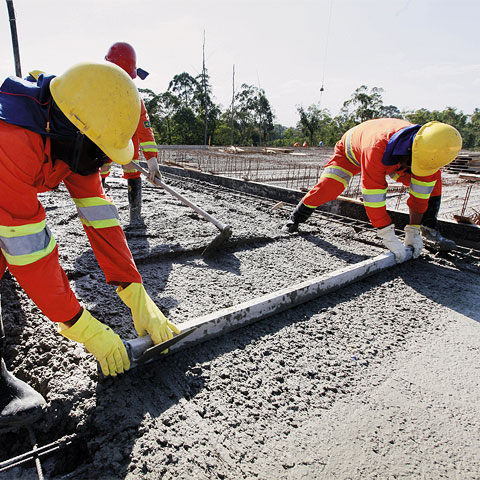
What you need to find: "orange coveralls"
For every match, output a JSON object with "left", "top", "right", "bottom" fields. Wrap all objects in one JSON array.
[
  {"left": 100, "top": 98, "right": 157, "bottom": 180},
  {"left": 302, "top": 118, "right": 439, "bottom": 228},
  {"left": 0, "top": 120, "right": 142, "bottom": 323}
]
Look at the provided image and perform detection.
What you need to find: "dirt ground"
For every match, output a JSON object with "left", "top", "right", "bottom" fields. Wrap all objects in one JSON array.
[{"left": 0, "top": 165, "right": 479, "bottom": 479}]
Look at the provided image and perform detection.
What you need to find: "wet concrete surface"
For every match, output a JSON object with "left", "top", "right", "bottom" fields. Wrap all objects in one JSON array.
[{"left": 0, "top": 169, "right": 479, "bottom": 479}]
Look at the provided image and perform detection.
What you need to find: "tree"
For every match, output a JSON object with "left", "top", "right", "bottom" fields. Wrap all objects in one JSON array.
[
  {"left": 463, "top": 108, "right": 480, "bottom": 149},
  {"left": 139, "top": 88, "right": 180, "bottom": 145},
  {"left": 297, "top": 105, "right": 321, "bottom": 146},
  {"left": 342, "top": 85, "right": 385, "bottom": 123},
  {"left": 168, "top": 72, "right": 199, "bottom": 109},
  {"left": 234, "top": 84, "right": 274, "bottom": 145},
  {"left": 194, "top": 70, "right": 220, "bottom": 145},
  {"left": 380, "top": 105, "right": 403, "bottom": 119}
]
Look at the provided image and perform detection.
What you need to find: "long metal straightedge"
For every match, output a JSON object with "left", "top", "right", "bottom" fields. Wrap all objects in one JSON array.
[{"left": 160, "top": 250, "right": 413, "bottom": 354}]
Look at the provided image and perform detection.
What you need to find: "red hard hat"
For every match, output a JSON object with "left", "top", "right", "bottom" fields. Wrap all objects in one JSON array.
[{"left": 105, "top": 42, "right": 137, "bottom": 79}]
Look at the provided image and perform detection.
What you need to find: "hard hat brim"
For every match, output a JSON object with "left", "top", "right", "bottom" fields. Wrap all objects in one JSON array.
[{"left": 103, "top": 140, "right": 135, "bottom": 165}]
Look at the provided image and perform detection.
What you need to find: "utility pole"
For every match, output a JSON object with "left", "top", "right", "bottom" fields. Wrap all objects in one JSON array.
[
  {"left": 6, "top": 0, "right": 22, "bottom": 77},
  {"left": 230, "top": 64, "right": 235, "bottom": 146},
  {"left": 202, "top": 30, "right": 208, "bottom": 146}
]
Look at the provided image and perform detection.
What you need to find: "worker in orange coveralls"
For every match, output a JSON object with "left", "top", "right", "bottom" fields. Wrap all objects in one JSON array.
[
  {"left": 101, "top": 42, "right": 160, "bottom": 225},
  {"left": 282, "top": 118, "right": 462, "bottom": 262},
  {"left": 0, "top": 62, "right": 180, "bottom": 428}
]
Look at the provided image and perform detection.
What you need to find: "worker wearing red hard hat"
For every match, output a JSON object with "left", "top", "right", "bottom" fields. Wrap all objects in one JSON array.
[
  {"left": 282, "top": 118, "right": 462, "bottom": 261},
  {"left": 0, "top": 62, "right": 179, "bottom": 428},
  {"left": 102, "top": 42, "right": 160, "bottom": 225}
]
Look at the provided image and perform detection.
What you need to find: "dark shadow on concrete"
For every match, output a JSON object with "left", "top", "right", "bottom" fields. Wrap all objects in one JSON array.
[{"left": 398, "top": 257, "right": 480, "bottom": 323}]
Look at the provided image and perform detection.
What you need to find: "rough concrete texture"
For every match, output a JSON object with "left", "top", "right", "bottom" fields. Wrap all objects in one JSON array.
[{"left": 0, "top": 168, "right": 479, "bottom": 480}]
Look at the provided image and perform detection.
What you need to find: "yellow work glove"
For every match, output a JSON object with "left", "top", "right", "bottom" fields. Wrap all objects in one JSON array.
[
  {"left": 117, "top": 283, "right": 180, "bottom": 344},
  {"left": 58, "top": 309, "right": 130, "bottom": 377}
]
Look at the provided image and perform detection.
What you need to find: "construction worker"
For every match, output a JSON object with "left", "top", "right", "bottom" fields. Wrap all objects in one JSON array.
[
  {"left": 281, "top": 118, "right": 462, "bottom": 261},
  {"left": 0, "top": 62, "right": 180, "bottom": 427},
  {"left": 102, "top": 42, "right": 160, "bottom": 225}
]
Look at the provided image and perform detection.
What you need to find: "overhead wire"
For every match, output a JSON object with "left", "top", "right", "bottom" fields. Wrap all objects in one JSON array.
[{"left": 319, "top": 0, "right": 334, "bottom": 108}]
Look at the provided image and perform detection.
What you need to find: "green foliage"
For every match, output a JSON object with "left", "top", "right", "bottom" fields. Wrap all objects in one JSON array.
[
  {"left": 141, "top": 79, "right": 480, "bottom": 149},
  {"left": 342, "top": 85, "right": 385, "bottom": 123}
]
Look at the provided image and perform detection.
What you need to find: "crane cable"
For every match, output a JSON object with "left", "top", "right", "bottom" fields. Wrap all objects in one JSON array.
[{"left": 319, "top": 0, "right": 333, "bottom": 108}]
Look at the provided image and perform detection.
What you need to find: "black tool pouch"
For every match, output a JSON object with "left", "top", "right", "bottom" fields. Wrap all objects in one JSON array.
[{"left": 51, "top": 132, "right": 107, "bottom": 176}]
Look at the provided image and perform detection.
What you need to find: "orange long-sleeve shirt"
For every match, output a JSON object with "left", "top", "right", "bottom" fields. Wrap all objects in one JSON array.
[{"left": 0, "top": 120, "right": 142, "bottom": 322}]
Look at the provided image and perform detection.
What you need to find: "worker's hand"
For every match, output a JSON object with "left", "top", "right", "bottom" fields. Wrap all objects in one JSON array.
[
  {"left": 404, "top": 224, "right": 423, "bottom": 259},
  {"left": 377, "top": 224, "right": 407, "bottom": 263},
  {"left": 58, "top": 309, "right": 130, "bottom": 377},
  {"left": 117, "top": 283, "right": 180, "bottom": 345},
  {"left": 146, "top": 157, "right": 161, "bottom": 183}
]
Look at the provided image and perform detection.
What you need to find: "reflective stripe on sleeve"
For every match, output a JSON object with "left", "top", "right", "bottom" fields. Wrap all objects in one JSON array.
[
  {"left": 321, "top": 166, "right": 353, "bottom": 188},
  {"left": 140, "top": 141, "right": 158, "bottom": 153},
  {"left": 362, "top": 188, "right": 387, "bottom": 208},
  {"left": 73, "top": 197, "right": 120, "bottom": 229},
  {"left": 409, "top": 178, "right": 436, "bottom": 199},
  {"left": 345, "top": 127, "right": 360, "bottom": 167},
  {"left": 0, "top": 221, "right": 57, "bottom": 266},
  {"left": 389, "top": 172, "right": 400, "bottom": 181}
]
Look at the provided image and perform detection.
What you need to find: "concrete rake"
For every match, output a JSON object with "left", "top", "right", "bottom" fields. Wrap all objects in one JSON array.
[{"left": 129, "top": 162, "right": 232, "bottom": 255}]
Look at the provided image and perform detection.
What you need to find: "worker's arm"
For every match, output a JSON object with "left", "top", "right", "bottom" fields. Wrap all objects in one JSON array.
[
  {"left": 406, "top": 171, "right": 438, "bottom": 219},
  {"left": 63, "top": 172, "right": 179, "bottom": 344},
  {"left": 62, "top": 171, "right": 142, "bottom": 286}
]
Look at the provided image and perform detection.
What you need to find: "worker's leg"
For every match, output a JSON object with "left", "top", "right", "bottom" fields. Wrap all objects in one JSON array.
[
  {"left": 283, "top": 155, "right": 358, "bottom": 232},
  {"left": 0, "top": 284, "right": 46, "bottom": 428},
  {"left": 420, "top": 172, "right": 456, "bottom": 251},
  {"left": 122, "top": 163, "right": 143, "bottom": 225}
]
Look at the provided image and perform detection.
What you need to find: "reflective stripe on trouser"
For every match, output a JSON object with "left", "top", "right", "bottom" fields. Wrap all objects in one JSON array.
[
  {"left": 0, "top": 223, "right": 80, "bottom": 322},
  {"left": 73, "top": 197, "right": 121, "bottom": 229},
  {"left": 100, "top": 159, "right": 140, "bottom": 180},
  {"left": 100, "top": 160, "right": 112, "bottom": 178},
  {"left": 121, "top": 159, "right": 141, "bottom": 180},
  {"left": 0, "top": 221, "right": 56, "bottom": 266},
  {"left": 302, "top": 154, "right": 359, "bottom": 207}
]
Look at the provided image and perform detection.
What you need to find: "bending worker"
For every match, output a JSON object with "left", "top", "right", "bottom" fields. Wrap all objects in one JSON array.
[
  {"left": 0, "top": 62, "right": 180, "bottom": 427},
  {"left": 101, "top": 42, "right": 160, "bottom": 225},
  {"left": 282, "top": 118, "right": 462, "bottom": 261}
]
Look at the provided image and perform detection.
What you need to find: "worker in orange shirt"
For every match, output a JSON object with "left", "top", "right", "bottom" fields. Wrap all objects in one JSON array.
[
  {"left": 0, "top": 62, "right": 179, "bottom": 427},
  {"left": 101, "top": 42, "right": 160, "bottom": 225},
  {"left": 281, "top": 118, "right": 462, "bottom": 261}
]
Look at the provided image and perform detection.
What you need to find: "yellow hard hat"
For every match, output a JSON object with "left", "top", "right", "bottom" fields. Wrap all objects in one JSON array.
[
  {"left": 50, "top": 61, "right": 140, "bottom": 165},
  {"left": 411, "top": 121, "right": 462, "bottom": 177}
]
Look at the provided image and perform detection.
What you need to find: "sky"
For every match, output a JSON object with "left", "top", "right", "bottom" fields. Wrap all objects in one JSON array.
[{"left": 1, "top": 0, "right": 480, "bottom": 127}]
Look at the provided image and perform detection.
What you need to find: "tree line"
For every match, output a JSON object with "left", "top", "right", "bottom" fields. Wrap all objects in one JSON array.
[{"left": 140, "top": 80, "right": 480, "bottom": 150}]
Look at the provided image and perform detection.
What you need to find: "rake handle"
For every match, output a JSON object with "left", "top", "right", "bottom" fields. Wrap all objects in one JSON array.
[{"left": 128, "top": 162, "right": 227, "bottom": 232}]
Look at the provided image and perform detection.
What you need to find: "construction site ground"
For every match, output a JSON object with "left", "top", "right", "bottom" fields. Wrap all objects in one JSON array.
[
  {"left": 0, "top": 157, "right": 479, "bottom": 479},
  {"left": 161, "top": 146, "right": 480, "bottom": 223}
]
